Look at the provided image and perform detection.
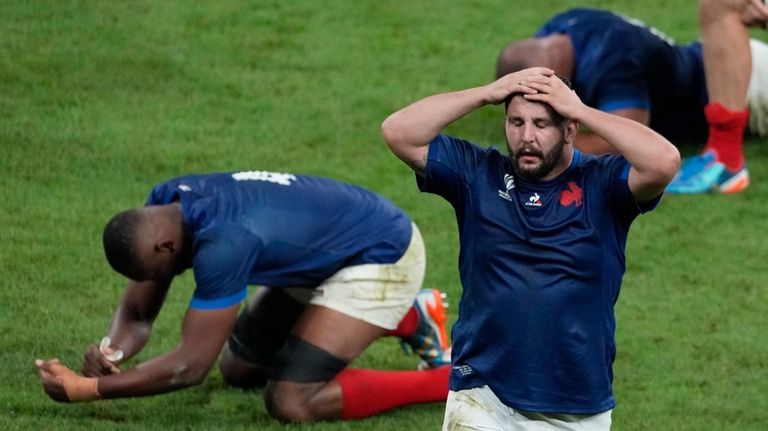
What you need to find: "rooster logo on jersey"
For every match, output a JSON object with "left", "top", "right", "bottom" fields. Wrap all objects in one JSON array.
[{"left": 559, "top": 181, "right": 583, "bottom": 207}]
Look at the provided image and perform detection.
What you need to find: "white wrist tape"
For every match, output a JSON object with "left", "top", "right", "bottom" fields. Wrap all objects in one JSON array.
[{"left": 99, "top": 336, "right": 125, "bottom": 362}]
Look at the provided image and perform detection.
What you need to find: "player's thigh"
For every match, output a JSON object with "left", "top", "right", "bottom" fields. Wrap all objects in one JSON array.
[{"left": 267, "top": 223, "right": 426, "bottom": 380}]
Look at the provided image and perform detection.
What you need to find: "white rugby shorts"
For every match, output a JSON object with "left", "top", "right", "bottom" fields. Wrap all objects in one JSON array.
[
  {"left": 443, "top": 385, "right": 612, "bottom": 431},
  {"left": 284, "top": 222, "right": 425, "bottom": 330},
  {"left": 748, "top": 38, "right": 768, "bottom": 136}
]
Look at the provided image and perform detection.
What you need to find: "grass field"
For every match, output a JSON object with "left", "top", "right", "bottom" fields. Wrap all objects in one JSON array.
[{"left": 2, "top": 1, "right": 767, "bottom": 430}]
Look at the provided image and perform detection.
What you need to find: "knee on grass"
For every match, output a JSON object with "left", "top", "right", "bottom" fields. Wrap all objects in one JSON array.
[
  {"left": 264, "top": 381, "right": 330, "bottom": 422},
  {"left": 218, "top": 346, "right": 271, "bottom": 389},
  {"left": 262, "top": 336, "right": 349, "bottom": 422}
]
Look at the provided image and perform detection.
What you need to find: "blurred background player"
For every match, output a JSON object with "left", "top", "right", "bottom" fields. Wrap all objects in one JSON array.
[
  {"left": 36, "top": 171, "right": 451, "bottom": 423},
  {"left": 496, "top": 6, "right": 768, "bottom": 194},
  {"left": 669, "top": 0, "right": 768, "bottom": 193}
]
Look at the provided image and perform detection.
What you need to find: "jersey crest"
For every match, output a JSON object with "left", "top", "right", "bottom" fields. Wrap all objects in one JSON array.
[{"left": 559, "top": 181, "right": 583, "bottom": 207}]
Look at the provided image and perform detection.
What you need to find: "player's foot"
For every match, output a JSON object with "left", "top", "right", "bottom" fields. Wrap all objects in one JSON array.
[
  {"left": 666, "top": 150, "right": 749, "bottom": 194},
  {"left": 400, "top": 289, "right": 451, "bottom": 369}
]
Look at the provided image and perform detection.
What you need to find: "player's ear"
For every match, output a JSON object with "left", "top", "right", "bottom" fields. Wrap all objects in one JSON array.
[
  {"left": 156, "top": 240, "right": 176, "bottom": 254},
  {"left": 565, "top": 120, "right": 579, "bottom": 145}
]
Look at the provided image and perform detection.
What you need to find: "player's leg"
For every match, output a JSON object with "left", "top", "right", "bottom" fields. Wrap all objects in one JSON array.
[
  {"left": 701, "top": 0, "right": 752, "bottom": 111},
  {"left": 669, "top": 0, "right": 753, "bottom": 194},
  {"left": 701, "top": 0, "right": 752, "bottom": 183},
  {"left": 263, "top": 305, "right": 388, "bottom": 421},
  {"left": 218, "top": 287, "right": 307, "bottom": 388},
  {"left": 263, "top": 223, "right": 450, "bottom": 422}
]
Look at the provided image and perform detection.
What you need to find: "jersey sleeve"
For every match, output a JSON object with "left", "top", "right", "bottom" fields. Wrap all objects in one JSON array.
[
  {"left": 189, "top": 225, "right": 260, "bottom": 310},
  {"left": 417, "top": 135, "right": 489, "bottom": 205},
  {"left": 599, "top": 154, "right": 662, "bottom": 222}
]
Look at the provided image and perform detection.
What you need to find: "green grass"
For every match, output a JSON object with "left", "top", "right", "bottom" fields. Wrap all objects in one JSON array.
[{"left": 2, "top": 0, "right": 767, "bottom": 429}]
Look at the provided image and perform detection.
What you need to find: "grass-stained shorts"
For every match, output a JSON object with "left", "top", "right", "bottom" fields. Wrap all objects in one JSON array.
[
  {"left": 443, "top": 385, "right": 612, "bottom": 431},
  {"left": 284, "top": 222, "right": 426, "bottom": 330}
]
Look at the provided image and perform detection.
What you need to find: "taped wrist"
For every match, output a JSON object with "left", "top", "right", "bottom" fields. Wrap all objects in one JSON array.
[
  {"left": 270, "top": 335, "right": 347, "bottom": 383},
  {"left": 62, "top": 375, "right": 101, "bottom": 402},
  {"left": 49, "top": 363, "right": 102, "bottom": 402}
]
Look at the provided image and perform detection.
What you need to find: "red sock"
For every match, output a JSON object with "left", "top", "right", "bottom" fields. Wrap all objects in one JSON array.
[
  {"left": 703, "top": 102, "right": 749, "bottom": 171},
  {"left": 384, "top": 306, "right": 418, "bottom": 338},
  {"left": 336, "top": 366, "right": 450, "bottom": 419}
]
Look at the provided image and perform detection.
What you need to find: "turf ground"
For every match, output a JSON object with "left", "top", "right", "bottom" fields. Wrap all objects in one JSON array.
[{"left": 1, "top": 1, "right": 767, "bottom": 430}]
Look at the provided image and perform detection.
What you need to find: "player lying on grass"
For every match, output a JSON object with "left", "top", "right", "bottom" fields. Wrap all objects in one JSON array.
[
  {"left": 496, "top": 6, "right": 768, "bottom": 194},
  {"left": 35, "top": 171, "right": 451, "bottom": 422}
]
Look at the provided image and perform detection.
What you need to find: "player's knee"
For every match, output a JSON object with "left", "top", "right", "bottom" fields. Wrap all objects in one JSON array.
[
  {"left": 263, "top": 336, "right": 349, "bottom": 422},
  {"left": 263, "top": 382, "right": 316, "bottom": 422},
  {"left": 218, "top": 346, "right": 270, "bottom": 389}
]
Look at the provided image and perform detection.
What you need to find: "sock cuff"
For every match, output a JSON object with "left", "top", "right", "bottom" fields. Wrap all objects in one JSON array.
[{"left": 704, "top": 102, "right": 750, "bottom": 128}]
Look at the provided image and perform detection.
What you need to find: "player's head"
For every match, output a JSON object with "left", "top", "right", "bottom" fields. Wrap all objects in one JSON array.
[
  {"left": 496, "top": 35, "right": 574, "bottom": 80},
  {"left": 496, "top": 38, "right": 547, "bottom": 78},
  {"left": 503, "top": 81, "right": 577, "bottom": 181},
  {"left": 103, "top": 206, "right": 186, "bottom": 281}
]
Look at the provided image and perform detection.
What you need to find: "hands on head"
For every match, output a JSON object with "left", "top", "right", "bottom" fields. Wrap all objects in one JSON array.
[
  {"left": 487, "top": 67, "right": 554, "bottom": 104},
  {"left": 493, "top": 67, "right": 585, "bottom": 119}
]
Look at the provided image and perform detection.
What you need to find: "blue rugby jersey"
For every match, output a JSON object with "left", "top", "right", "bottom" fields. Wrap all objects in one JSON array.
[
  {"left": 146, "top": 171, "right": 412, "bottom": 310},
  {"left": 536, "top": 8, "right": 708, "bottom": 140},
  {"left": 418, "top": 135, "right": 660, "bottom": 414}
]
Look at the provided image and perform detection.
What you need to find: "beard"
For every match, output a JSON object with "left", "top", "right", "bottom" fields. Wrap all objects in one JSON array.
[{"left": 509, "top": 137, "right": 567, "bottom": 181}]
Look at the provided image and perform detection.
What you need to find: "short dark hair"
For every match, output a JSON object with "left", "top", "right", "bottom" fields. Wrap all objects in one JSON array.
[{"left": 102, "top": 209, "right": 145, "bottom": 280}]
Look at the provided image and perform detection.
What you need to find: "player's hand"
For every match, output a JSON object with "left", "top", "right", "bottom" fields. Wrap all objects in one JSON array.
[
  {"left": 485, "top": 67, "right": 554, "bottom": 104},
  {"left": 520, "top": 74, "right": 585, "bottom": 119},
  {"left": 36, "top": 358, "right": 101, "bottom": 402},
  {"left": 741, "top": 0, "right": 768, "bottom": 27},
  {"left": 81, "top": 343, "right": 122, "bottom": 377}
]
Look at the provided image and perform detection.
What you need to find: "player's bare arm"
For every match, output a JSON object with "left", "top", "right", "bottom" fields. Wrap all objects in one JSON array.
[
  {"left": 37, "top": 303, "right": 239, "bottom": 402},
  {"left": 523, "top": 74, "right": 680, "bottom": 201},
  {"left": 382, "top": 67, "right": 553, "bottom": 176},
  {"left": 81, "top": 279, "right": 171, "bottom": 377},
  {"left": 574, "top": 107, "right": 650, "bottom": 154}
]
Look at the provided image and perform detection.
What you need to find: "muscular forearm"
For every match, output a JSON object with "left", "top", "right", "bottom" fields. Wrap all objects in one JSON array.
[
  {"left": 381, "top": 87, "right": 491, "bottom": 173},
  {"left": 573, "top": 107, "right": 650, "bottom": 155},
  {"left": 576, "top": 106, "right": 676, "bottom": 171},
  {"left": 382, "top": 87, "right": 491, "bottom": 147},
  {"left": 574, "top": 105, "right": 680, "bottom": 199},
  {"left": 96, "top": 303, "right": 239, "bottom": 398},
  {"left": 106, "top": 305, "right": 153, "bottom": 361},
  {"left": 105, "top": 279, "right": 170, "bottom": 361},
  {"left": 97, "top": 349, "right": 213, "bottom": 398}
]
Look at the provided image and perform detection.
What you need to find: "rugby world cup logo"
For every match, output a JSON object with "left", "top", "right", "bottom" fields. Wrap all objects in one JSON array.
[
  {"left": 504, "top": 174, "right": 515, "bottom": 192},
  {"left": 498, "top": 174, "right": 516, "bottom": 202}
]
